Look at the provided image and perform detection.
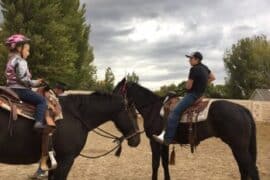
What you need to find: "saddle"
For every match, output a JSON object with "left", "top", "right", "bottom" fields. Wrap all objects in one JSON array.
[
  {"left": 0, "top": 86, "right": 62, "bottom": 125},
  {"left": 0, "top": 86, "right": 62, "bottom": 171},
  {"left": 161, "top": 93, "right": 211, "bottom": 153},
  {"left": 162, "top": 95, "right": 210, "bottom": 122}
]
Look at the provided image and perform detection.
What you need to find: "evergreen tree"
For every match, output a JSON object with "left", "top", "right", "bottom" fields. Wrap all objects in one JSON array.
[
  {"left": 0, "top": 0, "right": 96, "bottom": 89},
  {"left": 104, "top": 67, "right": 115, "bottom": 92},
  {"left": 57, "top": 0, "right": 96, "bottom": 89}
]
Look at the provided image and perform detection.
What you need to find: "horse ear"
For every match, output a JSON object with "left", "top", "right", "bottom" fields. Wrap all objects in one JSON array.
[{"left": 120, "top": 77, "right": 126, "bottom": 84}]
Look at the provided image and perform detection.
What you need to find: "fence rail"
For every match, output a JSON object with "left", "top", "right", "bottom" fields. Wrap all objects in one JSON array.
[{"left": 211, "top": 99, "right": 270, "bottom": 122}]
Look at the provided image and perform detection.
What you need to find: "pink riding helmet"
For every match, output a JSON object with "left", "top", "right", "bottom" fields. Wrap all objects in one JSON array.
[{"left": 5, "top": 34, "right": 30, "bottom": 49}]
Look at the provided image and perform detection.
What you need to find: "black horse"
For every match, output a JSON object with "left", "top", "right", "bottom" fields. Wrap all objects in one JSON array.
[
  {"left": 113, "top": 78, "right": 259, "bottom": 180},
  {"left": 0, "top": 92, "right": 140, "bottom": 180}
]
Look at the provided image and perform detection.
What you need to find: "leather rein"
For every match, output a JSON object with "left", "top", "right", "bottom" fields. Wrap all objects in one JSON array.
[{"left": 79, "top": 90, "right": 143, "bottom": 159}]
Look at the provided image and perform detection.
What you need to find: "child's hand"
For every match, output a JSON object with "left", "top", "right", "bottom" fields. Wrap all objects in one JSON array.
[{"left": 37, "top": 78, "right": 44, "bottom": 85}]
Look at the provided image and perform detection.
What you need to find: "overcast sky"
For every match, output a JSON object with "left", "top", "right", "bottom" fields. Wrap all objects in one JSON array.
[
  {"left": 81, "top": 0, "right": 270, "bottom": 90},
  {"left": 2, "top": 1, "right": 268, "bottom": 90}
]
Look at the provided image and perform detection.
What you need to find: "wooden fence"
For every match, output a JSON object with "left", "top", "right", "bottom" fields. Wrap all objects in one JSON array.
[{"left": 211, "top": 99, "right": 270, "bottom": 122}]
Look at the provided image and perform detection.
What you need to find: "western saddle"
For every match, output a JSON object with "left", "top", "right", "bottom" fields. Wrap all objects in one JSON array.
[
  {"left": 162, "top": 92, "right": 210, "bottom": 153},
  {"left": 0, "top": 86, "right": 61, "bottom": 171}
]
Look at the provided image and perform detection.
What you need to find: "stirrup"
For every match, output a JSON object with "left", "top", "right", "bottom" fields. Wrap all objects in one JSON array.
[
  {"left": 40, "top": 151, "right": 57, "bottom": 171},
  {"left": 49, "top": 151, "right": 57, "bottom": 170}
]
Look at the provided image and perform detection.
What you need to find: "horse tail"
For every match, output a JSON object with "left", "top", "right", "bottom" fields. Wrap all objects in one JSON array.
[{"left": 244, "top": 107, "right": 257, "bottom": 163}]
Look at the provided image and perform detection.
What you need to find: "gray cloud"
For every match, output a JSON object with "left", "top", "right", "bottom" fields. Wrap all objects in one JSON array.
[{"left": 82, "top": 0, "right": 270, "bottom": 89}]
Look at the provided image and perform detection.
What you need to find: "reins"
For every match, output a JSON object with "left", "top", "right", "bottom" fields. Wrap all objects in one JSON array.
[
  {"left": 93, "top": 127, "right": 119, "bottom": 140},
  {"left": 79, "top": 127, "right": 143, "bottom": 159},
  {"left": 79, "top": 127, "right": 125, "bottom": 159}
]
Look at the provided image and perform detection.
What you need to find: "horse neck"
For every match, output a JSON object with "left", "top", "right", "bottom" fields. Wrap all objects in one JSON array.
[
  {"left": 128, "top": 84, "right": 164, "bottom": 132},
  {"left": 82, "top": 115, "right": 110, "bottom": 131},
  {"left": 62, "top": 94, "right": 118, "bottom": 131}
]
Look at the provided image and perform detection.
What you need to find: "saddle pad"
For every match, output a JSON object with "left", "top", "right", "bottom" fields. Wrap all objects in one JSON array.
[{"left": 160, "top": 97, "right": 212, "bottom": 123}]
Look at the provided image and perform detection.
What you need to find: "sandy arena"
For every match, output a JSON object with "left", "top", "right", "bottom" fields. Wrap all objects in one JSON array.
[{"left": 0, "top": 121, "right": 269, "bottom": 180}]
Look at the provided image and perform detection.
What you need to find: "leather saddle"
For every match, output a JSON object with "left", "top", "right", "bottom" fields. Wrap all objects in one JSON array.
[
  {"left": 0, "top": 86, "right": 62, "bottom": 126},
  {"left": 162, "top": 93, "right": 210, "bottom": 121},
  {"left": 161, "top": 93, "right": 211, "bottom": 153},
  {"left": 184, "top": 97, "right": 209, "bottom": 114}
]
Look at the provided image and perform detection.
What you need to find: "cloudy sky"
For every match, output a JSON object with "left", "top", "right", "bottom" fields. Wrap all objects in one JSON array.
[
  {"left": 81, "top": 0, "right": 270, "bottom": 90},
  {"left": 1, "top": 1, "right": 269, "bottom": 90}
]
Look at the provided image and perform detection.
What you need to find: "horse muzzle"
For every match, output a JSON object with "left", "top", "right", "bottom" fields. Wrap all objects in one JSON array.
[{"left": 126, "top": 131, "right": 142, "bottom": 147}]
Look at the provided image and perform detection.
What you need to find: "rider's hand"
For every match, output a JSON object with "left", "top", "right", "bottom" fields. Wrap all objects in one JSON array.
[{"left": 36, "top": 78, "right": 44, "bottom": 85}]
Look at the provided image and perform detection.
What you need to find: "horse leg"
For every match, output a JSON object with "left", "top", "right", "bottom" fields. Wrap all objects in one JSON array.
[
  {"left": 48, "top": 156, "right": 75, "bottom": 180},
  {"left": 161, "top": 145, "right": 170, "bottom": 180},
  {"left": 231, "top": 147, "right": 260, "bottom": 180},
  {"left": 150, "top": 139, "right": 161, "bottom": 180}
]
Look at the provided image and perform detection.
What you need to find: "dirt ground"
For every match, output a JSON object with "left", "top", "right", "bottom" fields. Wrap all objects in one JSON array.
[{"left": 0, "top": 121, "right": 269, "bottom": 180}]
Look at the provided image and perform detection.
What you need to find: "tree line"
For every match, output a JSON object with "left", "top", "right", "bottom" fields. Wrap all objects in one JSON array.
[
  {"left": 155, "top": 35, "right": 270, "bottom": 99},
  {"left": 0, "top": 1, "right": 269, "bottom": 99}
]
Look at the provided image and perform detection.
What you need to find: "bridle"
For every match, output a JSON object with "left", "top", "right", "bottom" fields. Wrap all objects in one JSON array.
[
  {"left": 119, "top": 82, "right": 157, "bottom": 111},
  {"left": 79, "top": 87, "right": 143, "bottom": 159}
]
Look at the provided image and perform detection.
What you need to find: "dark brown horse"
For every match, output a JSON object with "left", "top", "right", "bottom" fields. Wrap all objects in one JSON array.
[
  {"left": 0, "top": 92, "right": 140, "bottom": 180},
  {"left": 113, "top": 78, "right": 259, "bottom": 180}
]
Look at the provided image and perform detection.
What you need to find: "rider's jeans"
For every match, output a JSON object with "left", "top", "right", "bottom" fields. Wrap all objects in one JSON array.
[
  {"left": 12, "top": 88, "right": 47, "bottom": 123},
  {"left": 164, "top": 93, "right": 199, "bottom": 142}
]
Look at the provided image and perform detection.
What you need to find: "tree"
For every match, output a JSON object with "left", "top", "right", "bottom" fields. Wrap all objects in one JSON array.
[
  {"left": 0, "top": 0, "right": 96, "bottom": 89},
  {"left": 176, "top": 81, "right": 187, "bottom": 96},
  {"left": 224, "top": 35, "right": 270, "bottom": 99},
  {"left": 155, "top": 83, "right": 177, "bottom": 96},
  {"left": 57, "top": 0, "right": 96, "bottom": 89},
  {"left": 127, "top": 72, "right": 139, "bottom": 83},
  {"left": 0, "top": 31, "right": 7, "bottom": 85},
  {"left": 205, "top": 84, "right": 228, "bottom": 98},
  {"left": 155, "top": 81, "right": 228, "bottom": 98},
  {"left": 104, "top": 67, "right": 115, "bottom": 92},
  {"left": 92, "top": 67, "right": 115, "bottom": 93},
  {"left": 155, "top": 81, "right": 186, "bottom": 97}
]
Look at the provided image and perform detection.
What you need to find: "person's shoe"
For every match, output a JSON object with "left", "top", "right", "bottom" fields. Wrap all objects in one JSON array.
[
  {"left": 34, "top": 121, "right": 46, "bottom": 130},
  {"left": 29, "top": 170, "right": 48, "bottom": 179},
  {"left": 152, "top": 131, "right": 170, "bottom": 146}
]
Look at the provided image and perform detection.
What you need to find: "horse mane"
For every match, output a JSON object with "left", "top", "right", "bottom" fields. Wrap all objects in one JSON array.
[
  {"left": 67, "top": 91, "right": 117, "bottom": 99},
  {"left": 63, "top": 91, "right": 124, "bottom": 113}
]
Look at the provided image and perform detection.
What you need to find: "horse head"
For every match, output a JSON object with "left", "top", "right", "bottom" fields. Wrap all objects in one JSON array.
[{"left": 111, "top": 93, "right": 141, "bottom": 147}]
